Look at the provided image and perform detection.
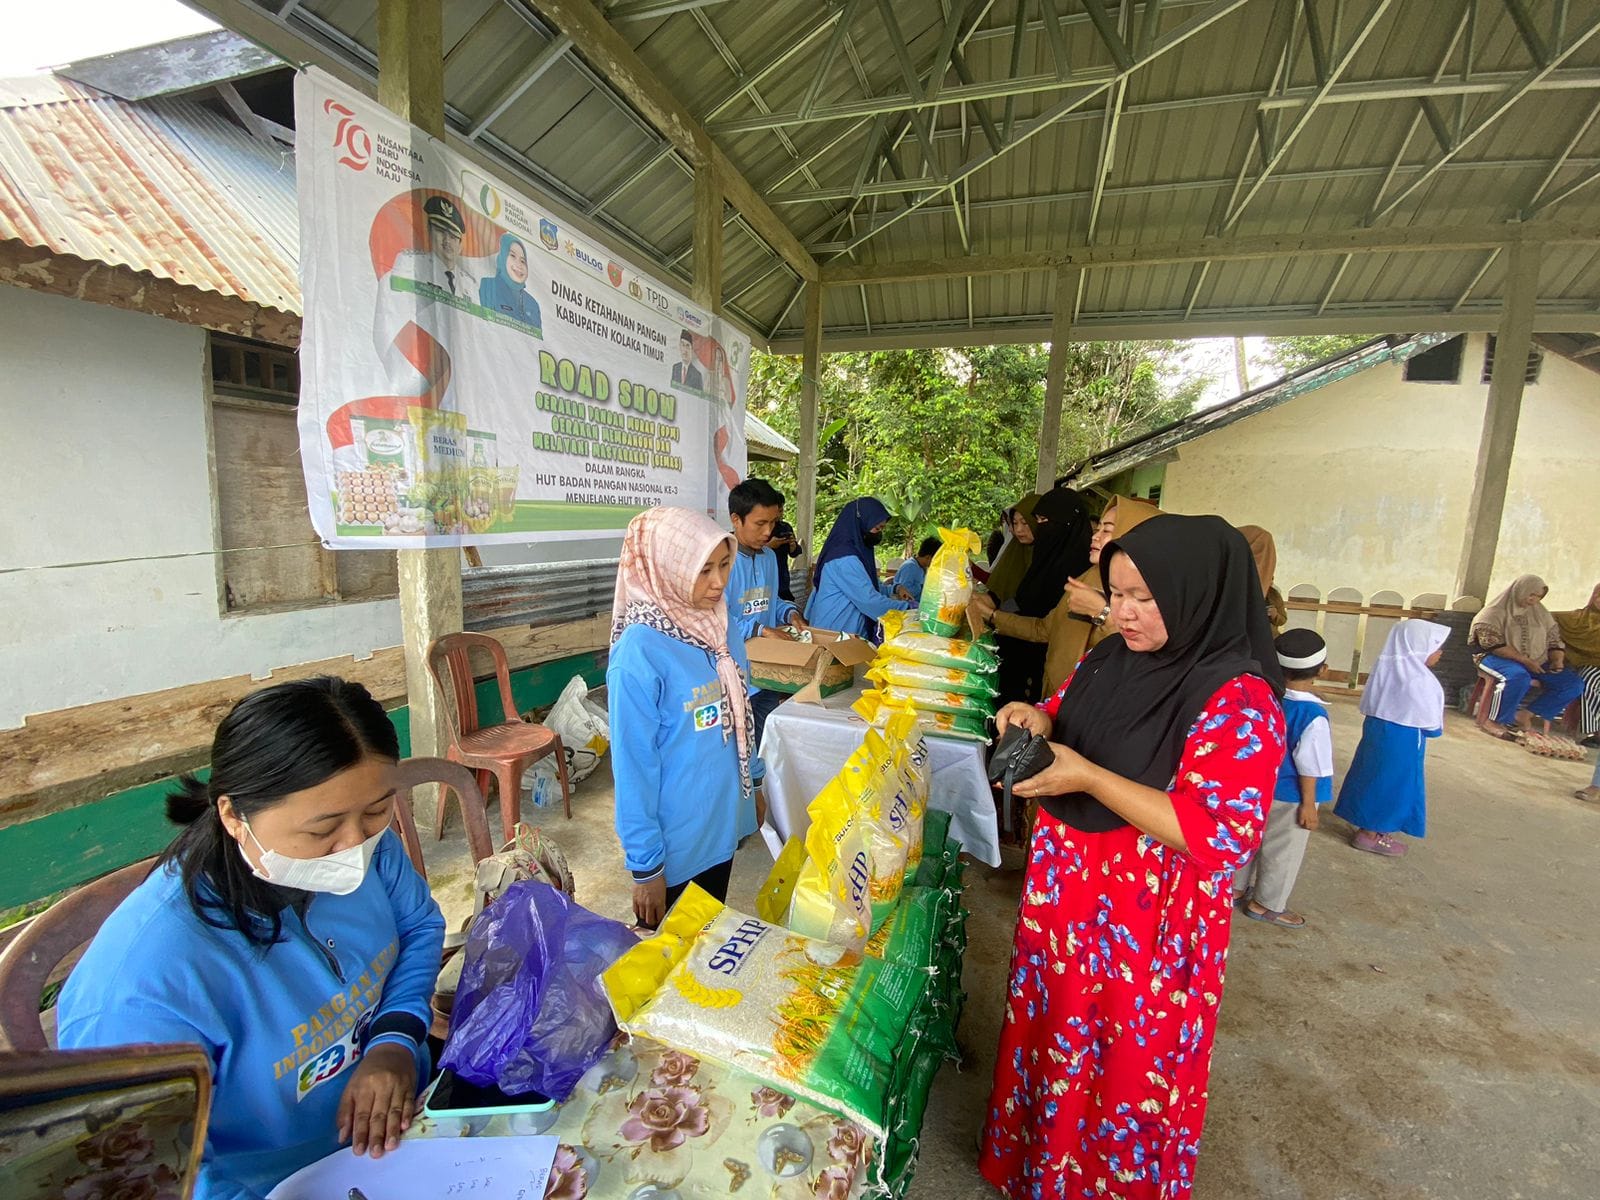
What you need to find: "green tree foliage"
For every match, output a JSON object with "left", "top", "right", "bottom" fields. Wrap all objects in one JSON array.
[
  {"left": 746, "top": 342, "right": 1212, "bottom": 553},
  {"left": 1260, "top": 334, "right": 1378, "bottom": 376}
]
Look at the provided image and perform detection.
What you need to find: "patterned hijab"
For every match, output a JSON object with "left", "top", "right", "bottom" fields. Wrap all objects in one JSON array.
[
  {"left": 1472, "top": 574, "right": 1559, "bottom": 661},
  {"left": 612, "top": 506, "right": 753, "bottom": 796}
]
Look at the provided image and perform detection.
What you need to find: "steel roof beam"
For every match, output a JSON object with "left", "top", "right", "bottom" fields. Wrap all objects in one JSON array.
[
  {"left": 797, "top": 0, "right": 862, "bottom": 120},
  {"left": 526, "top": 0, "right": 817, "bottom": 281},
  {"left": 1368, "top": 12, "right": 1600, "bottom": 223},
  {"left": 818, "top": 220, "right": 1600, "bottom": 284},
  {"left": 466, "top": 32, "right": 572, "bottom": 137},
  {"left": 1501, "top": 0, "right": 1549, "bottom": 66},
  {"left": 823, "top": 0, "right": 1252, "bottom": 260},
  {"left": 1081, "top": 0, "right": 1136, "bottom": 71},
  {"left": 1221, "top": 0, "right": 1394, "bottom": 232},
  {"left": 606, "top": 0, "right": 737, "bottom": 19},
  {"left": 874, "top": 0, "right": 946, "bottom": 183},
  {"left": 1001, "top": 0, "right": 1029, "bottom": 139},
  {"left": 583, "top": 3, "right": 843, "bottom": 213},
  {"left": 1300, "top": 0, "right": 1329, "bottom": 84},
  {"left": 1519, "top": 95, "right": 1600, "bottom": 218},
  {"left": 1315, "top": 252, "right": 1352, "bottom": 315},
  {"left": 1450, "top": 248, "right": 1498, "bottom": 311},
  {"left": 1038, "top": 0, "right": 1076, "bottom": 81}
]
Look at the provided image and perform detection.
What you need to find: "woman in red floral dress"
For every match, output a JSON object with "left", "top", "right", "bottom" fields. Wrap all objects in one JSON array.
[{"left": 980, "top": 515, "right": 1286, "bottom": 1200}]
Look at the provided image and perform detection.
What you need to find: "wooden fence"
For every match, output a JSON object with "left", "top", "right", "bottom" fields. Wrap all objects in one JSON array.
[{"left": 1283, "top": 587, "right": 1483, "bottom": 686}]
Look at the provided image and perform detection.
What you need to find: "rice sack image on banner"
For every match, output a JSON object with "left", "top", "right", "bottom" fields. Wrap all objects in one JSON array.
[{"left": 294, "top": 68, "right": 750, "bottom": 548}]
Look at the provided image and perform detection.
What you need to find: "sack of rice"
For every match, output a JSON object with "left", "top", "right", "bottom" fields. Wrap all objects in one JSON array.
[
  {"left": 880, "top": 630, "right": 999, "bottom": 675},
  {"left": 871, "top": 656, "right": 998, "bottom": 699},
  {"left": 878, "top": 608, "right": 923, "bottom": 641},
  {"left": 854, "top": 689, "right": 991, "bottom": 742},
  {"left": 788, "top": 779, "right": 872, "bottom": 949},
  {"left": 602, "top": 884, "right": 936, "bottom": 1142},
  {"left": 861, "top": 885, "right": 948, "bottom": 971},
  {"left": 866, "top": 672, "right": 996, "bottom": 720},
  {"left": 917, "top": 527, "right": 981, "bottom": 636}
]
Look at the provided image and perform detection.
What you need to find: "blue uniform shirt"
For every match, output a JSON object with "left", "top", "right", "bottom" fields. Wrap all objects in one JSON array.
[
  {"left": 892, "top": 558, "right": 927, "bottom": 600},
  {"left": 1275, "top": 691, "right": 1335, "bottom": 804},
  {"left": 804, "top": 556, "right": 913, "bottom": 640},
  {"left": 57, "top": 834, "right": 445, "bottom": 1200},
  {"left": 608, "top": 624, "right": 758, "bottom": 886},
  {"left": 727, "top": 544, "right": 798, "bottom": 642}
]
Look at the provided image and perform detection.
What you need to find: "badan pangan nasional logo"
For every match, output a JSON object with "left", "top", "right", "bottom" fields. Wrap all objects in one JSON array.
[{"left": 324, "top": 99, "right": 371, "bottom": 170}]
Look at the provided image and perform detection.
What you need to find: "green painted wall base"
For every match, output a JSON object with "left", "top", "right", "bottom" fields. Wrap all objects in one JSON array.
[{"left": 0, "top": 651, "right": 607, "bottom": 912}]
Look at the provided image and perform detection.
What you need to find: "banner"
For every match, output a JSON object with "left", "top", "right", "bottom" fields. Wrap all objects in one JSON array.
[{"left": 294, "top": 69, "right": 748, "bottom": 547}]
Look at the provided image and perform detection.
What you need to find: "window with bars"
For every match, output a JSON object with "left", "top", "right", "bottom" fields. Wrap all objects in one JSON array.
[
  {"left": 1480, "top": 336, "right": 1543, "bottom": 386},
  {"left": 209, "top": 333, "right": 398, "bottom": 614}
]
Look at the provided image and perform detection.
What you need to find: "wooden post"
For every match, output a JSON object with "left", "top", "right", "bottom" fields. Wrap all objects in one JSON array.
[
  {"left": 796, "top": 282, "right": 823, "bottom": 555},
  {"left": 377, "top": 0, "right": 463, "bottom": 782},
  {"left": 692, "top": 162, "right": 723, "bottom": 315},
  {"left": 1455, "top": 242, "right": 1540, "bottom": 602},
  {"left": 1036, "top": 267, "right": 1080, "bottom": 493}
]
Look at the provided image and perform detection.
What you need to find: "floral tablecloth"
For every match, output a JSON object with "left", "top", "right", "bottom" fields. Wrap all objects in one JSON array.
[{"left": 410, "top": 1037, "right": 874, "bottom": 1199}]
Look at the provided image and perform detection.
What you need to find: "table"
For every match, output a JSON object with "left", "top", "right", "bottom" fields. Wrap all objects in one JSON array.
[
  {"left": 759, "top": 685, "right": 1001, "bottom": 867},
  {"left": 409, "top": 1039, "right": 874, "bottom": 1199}
]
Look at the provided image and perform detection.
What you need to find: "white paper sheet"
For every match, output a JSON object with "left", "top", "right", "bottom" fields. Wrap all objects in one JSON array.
[{"left": 268, "top": 1135, "right": 558, "bottom": 1200}]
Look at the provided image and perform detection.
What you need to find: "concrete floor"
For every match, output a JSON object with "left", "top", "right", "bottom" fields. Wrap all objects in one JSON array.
[{"left": 423, "top": 696, "right": 1600, "bottom": 1200}]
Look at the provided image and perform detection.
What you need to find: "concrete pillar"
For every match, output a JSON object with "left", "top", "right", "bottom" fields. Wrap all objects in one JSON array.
[
  {"left": 1455, "top": 242, "right": 1540, "bottom": 602},
  {"left": 1036, "top": 266, "right": 1081, "bottom": 494},
  {"left": 377, "top": 0, "right": 463, "bottom": 777},
  {"left": 692, "top": 162, "right": 723, "bottom": 315},
  {"left": 796, "top": 282, "right": 823, "bottom": 556}
]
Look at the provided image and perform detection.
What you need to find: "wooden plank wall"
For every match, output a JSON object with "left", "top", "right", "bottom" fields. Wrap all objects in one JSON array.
[{"left": 0, "top": 614, "right": 610, "bottom": 829}]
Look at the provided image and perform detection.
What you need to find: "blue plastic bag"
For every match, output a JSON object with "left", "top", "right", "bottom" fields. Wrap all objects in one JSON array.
[{"left": 439, "top": 880, "right": 637, "bottom": 1101}]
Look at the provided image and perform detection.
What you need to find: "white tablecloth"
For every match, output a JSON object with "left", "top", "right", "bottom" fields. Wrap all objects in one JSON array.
[{"left": 759, "top": 685, "right": 1001, "bottom": 867}]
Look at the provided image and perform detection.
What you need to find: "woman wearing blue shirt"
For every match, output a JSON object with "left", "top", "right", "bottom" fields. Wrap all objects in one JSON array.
[
  {"left": 57, "top": 677, "right": 446, "bottom": 1200},
  {"left": 608, "top": 506, "right": 757, "bottom": 927},
  {"left": 804, "top": 496, "right": 914, "bottom": 640}
]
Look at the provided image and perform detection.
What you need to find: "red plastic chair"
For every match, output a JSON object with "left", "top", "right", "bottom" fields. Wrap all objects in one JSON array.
[
  {"left": 426, "top": 632, "right": 573, "bottom": 841},
  {"left": 0, "top": 857, "right": 157, "bottom": 1051}
]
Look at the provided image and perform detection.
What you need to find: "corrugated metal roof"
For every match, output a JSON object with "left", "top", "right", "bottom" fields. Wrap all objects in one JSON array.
[
  {"left": 744, "top": 409, "right": 800, "bottom": 461},
  {"left": 0, "top": 75, "right": 299, "bottom": 311},
  {"left": 45, "top": 1, "right": 1600, "bottom": 346}
]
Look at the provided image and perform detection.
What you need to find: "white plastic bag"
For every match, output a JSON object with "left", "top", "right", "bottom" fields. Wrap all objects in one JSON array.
[{"left": 544, "top": 675, "right": 609, "bottom": 785}]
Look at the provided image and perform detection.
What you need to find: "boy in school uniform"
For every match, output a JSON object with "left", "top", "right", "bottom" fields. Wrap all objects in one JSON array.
[
  {"left": 1235, "top": 628, "right": 1333, "bottom": 928},
  {"left": 726, "top": 478, "right": 808, "bottom": 750},
  {"left": 891, "top": 535, "right": 941, "bottom": 602}
]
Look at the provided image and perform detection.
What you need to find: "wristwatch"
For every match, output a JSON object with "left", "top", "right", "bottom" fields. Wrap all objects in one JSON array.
[{"left": 1091, "top": 604, "right": 1111, "bottom": 628}]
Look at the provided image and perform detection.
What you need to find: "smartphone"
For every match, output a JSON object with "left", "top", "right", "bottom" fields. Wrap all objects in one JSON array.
[{"left": 422, "top": 1070, "right": 553, "bottom": 1119}]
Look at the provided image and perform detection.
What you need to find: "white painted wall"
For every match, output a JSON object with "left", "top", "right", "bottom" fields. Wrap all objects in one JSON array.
[
  {"left": 1158, "top": 333, "right": 1600, "bottom": 608},
  {"left": 0, "top": 288, "right": 400, "bottom": 728}
]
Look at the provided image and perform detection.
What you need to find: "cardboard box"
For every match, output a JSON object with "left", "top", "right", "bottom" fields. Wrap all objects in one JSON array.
[{"left": 744, "top": 628, "right": 876, "bottom": 698}]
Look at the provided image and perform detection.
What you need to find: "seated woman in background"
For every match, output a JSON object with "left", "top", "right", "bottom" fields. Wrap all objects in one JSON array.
[
  {"left": 803, "top": 497, "right": 914, "bottom": 640},
  {"left": 970, "top": 495, "right": 1161, "bottom": 699},
  {"left": 1470, "top": 574, "right": 1585, "bottom": 739},
  {"left": 58, "top": 678, "right": 446, "bottom": 1200},
  {"left": 1553, "top": 581, "right": 1600, "bottom": 747}
]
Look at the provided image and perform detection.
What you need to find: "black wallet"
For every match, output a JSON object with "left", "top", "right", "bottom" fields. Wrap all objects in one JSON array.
[{"left": 987, "top": 726, "right": 1055, "bottom": 833}]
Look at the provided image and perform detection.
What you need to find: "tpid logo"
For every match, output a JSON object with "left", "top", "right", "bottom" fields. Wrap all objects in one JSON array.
[{"left": 324, "top": 99, "right": 371, "bottom": 170}]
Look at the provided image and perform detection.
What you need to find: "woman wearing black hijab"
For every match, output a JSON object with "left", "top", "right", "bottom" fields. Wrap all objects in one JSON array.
[
  {"left": 979, "top": 514, "right": 1286, "bottom": 1200},
  {"left": 992, "top": 486, "right": 1093, "bottom": 708}
]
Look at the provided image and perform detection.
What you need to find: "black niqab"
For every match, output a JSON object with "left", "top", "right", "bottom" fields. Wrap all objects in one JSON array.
[
  {"left": 1043, "top": 513, "right": 1285, "bottom": 831},
  {"left": 1012, "top": 487, "right": 1092, "bottom": 618}
]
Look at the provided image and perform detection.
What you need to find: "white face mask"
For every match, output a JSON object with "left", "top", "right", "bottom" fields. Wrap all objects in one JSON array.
[{"left": 239, "top": 821, "right": 385, "bottom": 895}]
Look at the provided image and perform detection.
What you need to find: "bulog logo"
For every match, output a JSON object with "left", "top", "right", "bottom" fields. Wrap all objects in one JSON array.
[{"left": 324, "top": 99, "right": 371, "bottom": 171}]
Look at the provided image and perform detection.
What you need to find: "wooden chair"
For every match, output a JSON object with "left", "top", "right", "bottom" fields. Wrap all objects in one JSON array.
[
  {"left": 389, "top": 757, "right": 500, "bottom": 1042},
  {"left": 0, "top": 858, "right": 157, "bottom": 1052},
  {"left": 390, "top": 756, "right": 495, "bottom": 881},
  {"left": 427, "top": 632, "right": 573, "bottom": 840}
]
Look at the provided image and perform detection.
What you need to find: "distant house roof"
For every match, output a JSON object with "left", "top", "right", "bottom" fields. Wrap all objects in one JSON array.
[
  {"left": 1065, "top": 334, "right": 1457, "bottom": 489},
  {"left": 0, "top": 73, "right": 298, "bottom": 311},
  {"left": 53, "top": 30, "right": 281, "bottom": 102},
  {"left": 744, "top": 409, "right": 799, "bottom": 462}
]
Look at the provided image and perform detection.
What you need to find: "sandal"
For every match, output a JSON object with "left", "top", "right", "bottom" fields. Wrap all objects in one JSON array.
[
  {"left": 1243, "top": 904, "right": 1306, "bottom": 928},
  {"left": 1482, "top": 726, "right": 1522, "bottom": 742},
  {"left": 1352, "top": 829, "right": 1406, "bottom": 857}
]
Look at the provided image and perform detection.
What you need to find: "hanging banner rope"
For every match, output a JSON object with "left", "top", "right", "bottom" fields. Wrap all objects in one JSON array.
[{"left": 296, "top": 70, "right": 749, "bottom": 548}]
